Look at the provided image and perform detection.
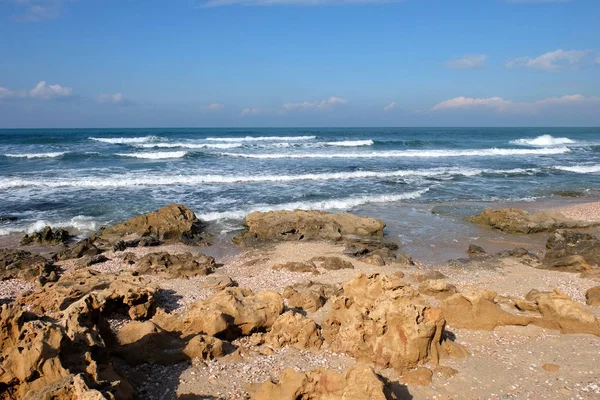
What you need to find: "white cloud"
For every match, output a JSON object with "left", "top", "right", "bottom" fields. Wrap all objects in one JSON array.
[
  {"left": 11, "top": 0, "right": 64, "bottom": 21},
  {"left": 506, "top": 49, "right": 589, "bottom": 71},
  {"left": 432, "top": 94, "right": 600, "bottom": 113},
  {"left": 207, "top": 103, "right": 225, "bottom": 111},
  {"left": 29, "top": 81, "right": 72, "bottom": 99},
  {"left": 241, "top": 107, "right": 261, "bottom": 116},
  {"left": 97, "top": 93, "right": 124, "bottom": 104},
  {"left": 201, "top": 0, "right": 397, "bottom": 7},
  {"left": 282, "top": 96, "right": 348, "bottom": 112},
  {"left": 444, "top": 54, "right": 487, "bottom": 69},
  {"left": 383, "top": 102, "right": 397, "bottom": 112},
  {"left": 0, "top": 87, "right": 16, "bottom": 99}
]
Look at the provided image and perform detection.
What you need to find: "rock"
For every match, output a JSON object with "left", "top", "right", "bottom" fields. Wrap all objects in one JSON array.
[
  {"left": 361, "top": 253, "right": 386, "bottom": 266},
  {"left": 153, "top": 287, "right": 284, "bottom": 340},
  {"left": 310, "top": 256, "right": 354, "bottom": 270},
  {"left": 322, "top": 273, "right": 446, "bottom": 374},
  {"left": 20, "top": 226, "right": 71, "bottom": 246},
  {"left": 263, "top": 311, "right": 323, "bottom": 350},
  {"left": 467, "top": 208, "right": 595, "bottom": 234},
  {"left": 135, "top": 251, "right": 216, "bottom": 279},
  {"left": 139, "top": 235, "right": 161, "bottom": 247},
  {"left": 82, "top": 254, "right": 108, "bottom": 267},
  {"left": 200, "top": 275, "right": 238, "bottom": 291},
  {"left": 434, "top": 365, "right": 458, "bottom": 378},
  {"left": 250, "top": 365, "right": 388, "bottom": 400},
  {"left": 233, "top": 210, "right": 385, "bottom": 246},
  {"left": 543, "top": 230, "right": 600, "bottom": 272},
  {"left": 451, "top": 247, "right": 540, "bottom": 270},
  {"left": 467, "top": 244, "right": 487, "bottom": 257},
  {"left": 0, "top": 248, "right": 54, "bottom": 282},
  {"left": 416, "top": 270, "right": 447, "bottom": 282},
  {"left": 100, "top": 204, "right": 208, "bottom": 244},
  {"left": 542, "top": 363, "right": 560, "bottom": 373},
  {"left": 395, "top": 271, "right": 405, "bottom": 278},
  {"left": 122, "top": 252, "right": 137, "bottom": 265},
  {"left": 419, "top": 280, "right": 457, "bottom": 299},
  {"left": 553, "top": 190, "right": 583, "bottom": 198},
  {"left": 54, "top": 235, "right": 108, "bottom": 261},
  {"left": 586, "top": 286, "right": 600, "bottom": 306},
  {"left": 115, "top": 320, "right": 226, "bottom": 365},
  {"left": 17, "top": 269, "right": 157, "bottom": 320},
  {"left": 400, "top": 367, "right": 433, "bottom": 386},
  {"left": 272, "top": 261, "right": 319, "bottom": 274},
  {"left": 283, "top": 281, "right": 341, "bottom": 312}
]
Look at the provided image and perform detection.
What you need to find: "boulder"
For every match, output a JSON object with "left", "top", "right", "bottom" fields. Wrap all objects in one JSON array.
[
  {"left": 586, "top": 286, "right": 600, "bottom": 306},
  {"left": 310, "top": 256, "right": 354, "bottom": 270},
  {"left": 467, "top": 208, "right": 594, "bottom": 234},
  {"left": 0, "top": 248, "right": 55, "bottom": 282},
  {"left": 450, "top": 247, "right": 540, "bottom": 270},
  {"left": 322, "top": 273, "right": 446, "bottom": 374},
  {"left": 53, "top": 235, "right": 108, "bottom": 261},
  {"left": 283, "top": 281, "right": 341, "bottom": 312},
  {"left": 400, "top": 367, "right": 433, "bottom": 386},
  {"left": 272, "top": 261, "right": 319, "bottom": 274},
  {"left": 263, "top": 311, "right": 323, "bottom": 350},
  {"left": 233, "top": 210, "right": 385, "bottom": 246},
  {"left": 200, "top": 275, "right": 238, "bottom": 291},
  {"left": 20, "top": 226, "right": 71, "bottom": 246},
  {"left": 250, "top": 365, "right": 388, "bottom": 400},
  {"left": 100, "top": 204, "right": 208, "bottom": 244},
  {"left": 17, "top": 269, "right": 157, "bottom": 320},
  {"left": 467, "top": 244, "right": 487, "bottom": 257},
  {"left": 419, "top": 280, "right": 457, "bottom": 300},
  {"left": 153, "top": 287, "right": 284, "bottom": 340},
  {"left": 542, "top": 230, "right": 600, "bottom": 272},
  {"left": 135, "top": 251, "right": 216, "bottom": 279}
]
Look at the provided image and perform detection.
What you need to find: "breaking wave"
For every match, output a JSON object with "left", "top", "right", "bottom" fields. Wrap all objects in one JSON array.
[
  {"left": 324, "top": 140, "right": 374, "bottom": 147},
  {"left": 115, "top": 151, "right": 188, "bottom": 159},
  {"left": 89, "top": 136, "right": 160, "bottom": 144},
  {"left": 135, "top": 143, "right": 243, "bottom": 149},
  {"left": 554, "top": 165, "right": 600, "bottom": 174},
  {"left": 4, "top": 152, "right": 66, "bottom": 159},
  {"left": 510, "top": 135, "right": 575, "bottom": 146},
  {"left": 205, "top": 135, "right": 316, "bottom": 142}
]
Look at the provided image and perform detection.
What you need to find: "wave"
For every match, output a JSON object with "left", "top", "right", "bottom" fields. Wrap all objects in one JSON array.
[
  {"left": 205, "top": 135, "right": 316, "bottom": 142},
  {"left": 325, "top": 140, "right": 374, "bottom": 147},
  {"left": 135, "top": 142, "right": 242, "bottom": 149},
  {"left": 89, "top": 136, "right": 160, "bottom": 144},
  {"left": 219, "top": 147, "right": 571, "bottom": 159},
  {"left": 115, "top": 151, "right": 188, "bottom": 160},
  {"left": 199, "top": 189, "right": 429, "bottom": 221},
  {"left": 554, "top": 165, "right": 600, "bottom": 174},
  {"left": 0, "top": 168, "right": 540, "bottom": 190},
  {"left": 4, "top": 152, "right": 66, "bottom": 159},
  {"left": 0, "top": 215, "right": 98, "bottom": 236},
  {"left": 510, "top": 135, "right": 575, "bottom": 147}
]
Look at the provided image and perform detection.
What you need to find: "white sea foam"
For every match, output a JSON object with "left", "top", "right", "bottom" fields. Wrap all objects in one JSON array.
[
  {"left": 135, "top": 142, "right": 243, "bottom": 149},
  {"left": 199, "top": 189, "right": 429, "bottom": 221},
  {"left": 0, "top": 215, "right": 98, "bottom": 236},
  {"left": 0, "top": 168, "right": 537, "bottom": 190},
  {"left": 219, "top": 147, "right": 570, "bottom": 159},
  {"left": 205, "top": 135, "right": 316, "bottom": 142},
  {"left": 510, "top": 135, "right": 575, "bottom": 146},
  {"left": 554, "top": 165, "right": 600, "bottom": 174},
  {"left": 325, "top": 140, "right": 374, "bottom": 147},
  {"left": 89, "top": 136, "right": 160, "bottom": 144},
  {"left": 115, "top": 151, "right": 188, "bottom": 159},
  {"left": 4, "top": 152, "right": 66, "bottom": 159}
]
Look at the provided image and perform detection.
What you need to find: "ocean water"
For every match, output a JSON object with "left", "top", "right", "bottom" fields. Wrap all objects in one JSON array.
[{"left": 1, "top": 127, "right": 599, "bottom": 256}]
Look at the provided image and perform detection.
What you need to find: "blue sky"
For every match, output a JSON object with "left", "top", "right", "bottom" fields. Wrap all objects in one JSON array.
[{"left": 1, "top": 0, "right": 599, "bottom": 127}]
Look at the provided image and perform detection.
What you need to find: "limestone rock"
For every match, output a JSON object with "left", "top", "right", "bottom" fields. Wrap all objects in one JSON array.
[
  {"left": 135, "top": 251, "right": 216, "bottom": 279},
  {"left": 272, "top": 261, "right": 319, "bottom": 274},
  {"left": 263, "top": 311, "right": 323, "bottom": 350},
  {"left": 54, "top": 235, "right": 108, "bottom": 261},
  {"left": 17, "top": 269, "right": 157, "bottom": 320},
  {"left": 20, "top": 226, "right": 71, "bottom": 246},
  {"left": 400, "top": 367, "right": 433, "bottom": 386},
  {"left": 250, "top": 364, "right": 388, "bottom": 400},
  {"left": 283, "top": 281, "right": 341, "bottom": 312},
  {"left": 543, "top": 230, "right": 600, "bottom": 272},
  {"left": 100, "top": 204, "right": 208, "bottom": 244},
  {"left": 322, "top": 273, "right": 446, "bottom": 374},
  {"left": 201, "top": 275, "right": 238, "bottom": 291},
  {"left": 310, "top": 256, "right": 354, "bottom": 270},
  {"left": 434, "top": 365, "right": 458, "bottom": 378},
  {"left": 415, "top": 270, "right": 446, "bottom": 282},
  {"left": 0, "top": 248, "right": 55, "bottom": 282},
  {"left": 468, "top": 208, "right": 594, "bottom": 234},
  {"left": 233, "top": 210, "right": 385, "bottom": 246},
  {"left": 419, "top": 280, "right": 457, "bottom": 300},
  {"left": 586, "top": 286, "right": 600, "bottom": 306}
]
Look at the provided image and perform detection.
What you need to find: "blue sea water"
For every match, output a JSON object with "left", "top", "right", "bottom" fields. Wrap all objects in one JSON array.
[{"left": 1, "top": 127, "right": 599, "bottom": 251}]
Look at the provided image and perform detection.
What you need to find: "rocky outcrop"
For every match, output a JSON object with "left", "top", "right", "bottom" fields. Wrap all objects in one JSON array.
[
  {"left": 153, "top": 287, "right": 284, "bottom": 340},
  {"left": 53, "top": 235, "right": 108, "bottom": 261},
  {"left": 310, "top": 256, "right": 354, "bottom": 270},
  {"left": 322, "top": 273, "right": 446, "bottom": 374},
  {"left": 17, "top": 269, "right": 157, "bottom": 320},
  {"left": 283, "top": 281, "right": 341, "bottom": 312},
  {"left": 542, "top": 230, "right": 600, "bottom": 272},
  {"left": 200, "top": 275, "right": 238, "bottom": 291},
  {"left": 418, "top": 280, "right": 457, "bottom": 300},
  {"left": 250, "top": 365, "right": 389, "bottom": 400},
  {"left": 468, "top": 208, "right": 595, "bottom": 234},
  {"left": 450, "top": 246, "right": 540, "bottom": 270},
  {"left": 100, "top": 204, "right": 208, "bottom": 244},
  {"left": 272, "top": 261, "right": 319, "bottom": 274},
  {"left": 20, "top": 226, "right": 71, "bottom": 246},
  {"left": 0, "top": 248, "right": 57, "bottom": 283},
  {"left": 263, "top": 311, "right": 323, "bottom": 350},
  {"left": 343, "top": 240, "right": 410, "bottom": 266},
  {"left": 586, "top": 286, "right": 600, "bottom": 306},
  {"left": 233, "top": 210, "right": 385, "bottom": 246},
  {"left": 135, "top": 251, "right": 216, "bottom": 279}
]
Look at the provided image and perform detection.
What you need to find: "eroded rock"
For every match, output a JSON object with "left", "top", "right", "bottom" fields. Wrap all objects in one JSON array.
[
  {"left": 263, "top": 311, "right": 323, "bottom": 350},
  {"left": 20, "top": 226, "right": 71, "bottom": 246},
  {"left": 283, "top": 281, "right": 341, "bottom": 312},
  {"left": 543, "top": 230, "right": 600, "bottom": 272},
  {"left": 272, "top": 261, "right": 319, "bottom": 274},
  {"left": 135, "top": 251, "right": 216, "bottom": 279},
  {"left": 0, "top": 248, "right": 55, "bottom": 282},
  {"left": 310, "top": 256, "right": 354, "bottom": 270},
  {"left": 586, "top": 286, "right": 600, "bottom": 306},
  {"left": 468, "top": 208, "right": 594, "bottom": 234}
]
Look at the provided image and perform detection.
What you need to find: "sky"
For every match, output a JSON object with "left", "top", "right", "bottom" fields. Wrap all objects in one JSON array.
[{"left": 0, "top": 0, "right": 599, "bottom": 128}]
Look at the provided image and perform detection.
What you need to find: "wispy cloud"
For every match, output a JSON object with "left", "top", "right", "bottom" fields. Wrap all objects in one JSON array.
[
  {"left": 383, "top": 102, "right": 397, "bottom": 112},
  {"left": 506, "top": 49, "right": 590, "bottom": 71},
  {"left": 282, "top": 96, "right": 347, "bottom": 112},
  {"left": 240, "top": 107, "right": 261, "bottom": 116},
  {"left": 432, "top": 94, "right": 600, "bottom": 113},
  {"left": 0, "top": 81, "right": 72, "bottom": 100},
  {"left": 207, "top": 103, "right": 225, "bottom": 111},
  {"left": 10, "top": 0, "right": 65, "bottom": 21},
  {"left": 444, "top": 54, "right": 487, "bottom": 70},
  {"left": 97, "top": 93, "right": 125, "bottom": 104},
  {"left": 200, "top": 0, "right": 395, "bottom": 7}
]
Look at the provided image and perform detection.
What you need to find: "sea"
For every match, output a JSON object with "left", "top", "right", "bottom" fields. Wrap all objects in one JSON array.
[{"left": 1, "top": 127, "right": 599, "bottom": 261}]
